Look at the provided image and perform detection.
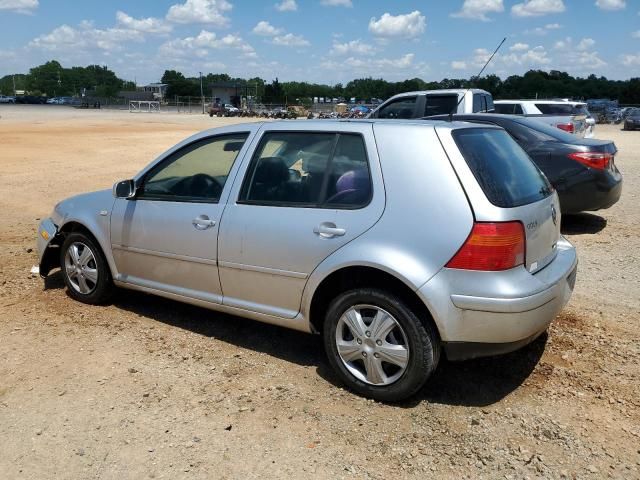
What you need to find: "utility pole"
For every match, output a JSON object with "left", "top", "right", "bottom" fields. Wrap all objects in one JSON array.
[
  {"left": 12, "top": 74, "right": 16, "bottom": 95},
  {"left": 200, "top": 71, "right": 204, "bottom": 114}
]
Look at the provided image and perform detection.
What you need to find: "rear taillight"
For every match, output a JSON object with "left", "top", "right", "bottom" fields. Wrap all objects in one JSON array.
[
  {"left": 446, "top": 222, "right": 525, "bottom": 271},
  {"left": 556, "top": 122, "right": 574, "bottom": 133},
  {"left": 568, "top": 152, "right": 612, "bottom": 170}
]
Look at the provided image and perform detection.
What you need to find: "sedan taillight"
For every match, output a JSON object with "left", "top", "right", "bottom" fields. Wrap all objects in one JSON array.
[
  {"left": 446, "top": 222, "right": 526, "bottom": 271},
  {"left": 556, "top": 123, "right": 574, "bottom": 133},
  {"left": 568, "top": 152, "right": 612, "bottom": 170}
]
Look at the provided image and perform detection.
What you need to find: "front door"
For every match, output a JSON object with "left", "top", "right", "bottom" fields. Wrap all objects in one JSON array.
[
  {"left": 218, "top": 126, "right": 384, "bottom": 318},
  {"left": 110, "top": 133, "right": 250, "bottom": 303}
]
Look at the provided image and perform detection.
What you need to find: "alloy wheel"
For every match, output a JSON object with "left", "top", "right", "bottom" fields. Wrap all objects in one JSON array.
[{"left": 64, "top": 242, "right": 98, "bottom": 295}]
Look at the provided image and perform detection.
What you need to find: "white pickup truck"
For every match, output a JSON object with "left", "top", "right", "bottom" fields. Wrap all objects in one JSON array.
[
  {"left": 494, "top": 100, "right": 588, "bottom": 138},
  {"left": 368, "top": 89, "right": 494, "bottom": 119}
]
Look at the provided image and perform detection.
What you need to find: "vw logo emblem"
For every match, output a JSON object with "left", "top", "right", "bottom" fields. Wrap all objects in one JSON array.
[{"left": 551, "top": 205, "right": 557, "bottom": 226}]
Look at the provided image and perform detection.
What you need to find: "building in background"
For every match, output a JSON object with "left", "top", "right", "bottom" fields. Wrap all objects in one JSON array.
[{"left": 138, "top": 83, "right": 168, "bottom": 101}]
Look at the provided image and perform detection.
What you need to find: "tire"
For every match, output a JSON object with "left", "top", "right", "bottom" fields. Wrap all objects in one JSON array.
[
  {"left": 60, "top": 232, "right": 114, "bottom": 304},
  {"left": 323, "top": 288, "right": 440, "bottom": 402}
]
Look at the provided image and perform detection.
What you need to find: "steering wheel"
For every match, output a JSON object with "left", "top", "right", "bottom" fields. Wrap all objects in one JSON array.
[{"left": 174, "top": 173, "right": 222, "bottom": 199}]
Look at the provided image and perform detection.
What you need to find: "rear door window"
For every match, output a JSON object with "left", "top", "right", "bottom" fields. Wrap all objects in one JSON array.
[
  {"left": 425, "top": 94, "right": 458, "bottom": 116},
  {"left": 376, "top": 96, "right": 418, "bottom": 119},
  {"left": 494, "top": 103, "right": 517, "bottom": 114},
  {"left": 484, "top": 94, "right": 494, "bottom": 112},
  {"left": 452, "top": 128, "right": 552, "bottom": 208},
  {"left": 473, "top": 94, "right": 482, "bottom": 112},
  {"left": 239, "top": 132, "right": 371, "bottom": 209}
]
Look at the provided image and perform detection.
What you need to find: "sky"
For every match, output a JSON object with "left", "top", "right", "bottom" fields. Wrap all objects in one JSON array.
[{"left": 0, "top": 0, "right": 639, "bottom": 85}]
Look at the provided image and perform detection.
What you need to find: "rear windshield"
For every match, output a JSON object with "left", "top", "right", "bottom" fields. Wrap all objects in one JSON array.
[
  {"left": 452, "top": 128, "right": 552, "bottom": 208},
  {"left": 515, "top": 117, "right": 578, "bottom": 143},
  {"left": 535, "top": 103, "right": 575, "bottom": 115},
  {"left": 572, "top": 104, "right": 589, "bottom": 115}
]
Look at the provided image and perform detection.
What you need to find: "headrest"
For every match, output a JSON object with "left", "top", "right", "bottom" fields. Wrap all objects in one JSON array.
[{"left": 254, "top": 157, "right": 289, "bottom": 184}]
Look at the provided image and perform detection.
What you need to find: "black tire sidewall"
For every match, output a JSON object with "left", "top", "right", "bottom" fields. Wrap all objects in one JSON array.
[
  {"left": 323, "top": 288, "right": 439, "bottom": 402},
  {"left": 60, "top": 232, "right": 113, "bottom": 304}
]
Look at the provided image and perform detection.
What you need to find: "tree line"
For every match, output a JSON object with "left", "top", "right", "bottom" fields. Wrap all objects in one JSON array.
[
  {"left": 0, "top": 60, "right": 135, "bottom": 98},
  {"left": 1, "top": 60, "right": 639, "bottom": 104}
]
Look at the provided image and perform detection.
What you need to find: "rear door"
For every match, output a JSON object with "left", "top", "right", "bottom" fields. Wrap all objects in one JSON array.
[{"left": 218, "top": 123, "right": 385, "bottom": 318}]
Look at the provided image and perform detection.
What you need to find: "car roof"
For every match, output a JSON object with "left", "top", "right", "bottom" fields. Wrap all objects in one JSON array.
[
  {"left": 192, "top": 119, "right": 500, "bottom": 139},
  {"left": 385, "top": 88, "right": 489, "bottom": 99}
]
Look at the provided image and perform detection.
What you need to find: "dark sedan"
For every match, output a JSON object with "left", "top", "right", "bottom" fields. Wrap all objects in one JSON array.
[
  {"left": 428, "top": 114, "right": 622, "bottom": 214},
  {"left": 623, "top": 108, "right": 640, "bottom": 131}
]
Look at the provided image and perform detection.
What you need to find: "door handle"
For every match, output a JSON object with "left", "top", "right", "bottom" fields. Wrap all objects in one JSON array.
[
  {"left": 314, "top": 222, "right": 346, "bottom": 238},
  {"left": 192, "top": 215, "right": 216, "bottom": 230}
]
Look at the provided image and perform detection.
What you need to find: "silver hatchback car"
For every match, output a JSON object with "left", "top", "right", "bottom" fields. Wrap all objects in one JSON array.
[{"left": 37, "top": 120, "right": 577, "bottom": 401}]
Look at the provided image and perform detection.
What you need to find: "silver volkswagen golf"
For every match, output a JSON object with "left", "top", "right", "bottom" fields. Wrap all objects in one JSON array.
[{"left": 37, "top": 120, "right": 577, "bottom": 401}]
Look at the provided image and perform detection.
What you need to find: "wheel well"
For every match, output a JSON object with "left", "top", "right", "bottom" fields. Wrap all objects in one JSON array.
[
  {"left": 59, "top": 221, "right": 93, "bottom": 237},
  {"left": 40, "top": 222, "right": 101, "bottom": 276},
  {"left": 309, "top": 266, "right": 439, "bottom": 338}
]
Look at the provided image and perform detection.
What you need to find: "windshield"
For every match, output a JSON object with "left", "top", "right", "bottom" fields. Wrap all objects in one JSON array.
[{"left": 453, "top": 128, "right": 553, "bottom": 208}]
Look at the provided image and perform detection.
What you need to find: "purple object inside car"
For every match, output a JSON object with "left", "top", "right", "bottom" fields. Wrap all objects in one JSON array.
[{"left": 327, "top": 169, "right": 370, "bottom": 204}]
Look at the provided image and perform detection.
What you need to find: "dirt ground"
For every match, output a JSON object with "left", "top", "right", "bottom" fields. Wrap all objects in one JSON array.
[{"left": 0, "top": 105, "right": 638, "bottom": 479}]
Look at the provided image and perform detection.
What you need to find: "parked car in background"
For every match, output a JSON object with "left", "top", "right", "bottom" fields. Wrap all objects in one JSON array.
[
  {"left": 0, "top": 95, "right": 16, "bottom": 103},
  {"left": 36, "top": 120, "right": 577, "bottom": 401},
  {"left": 208, "top": 101, "right": 224, "bottom": 117},
  {"left": 623, "top": 108, "right": 640, "bottom": 130},
  {"left": 15, "top": 95, "right": 47, "bottom": 104},
  {"left": 224, "top": 104, "right": 239, "bottom": 114},
  {"left": 564, "top": 101, "right": 596, "bottom": 138},
  {"left": 368, "top": 89, "right": 494, "bottom": 119},
  {"left": 428, "top": 114, "right": 622, "bottom": 214},
  {"left": 494, "top": 100, "right": 587, "bottom": 137}
]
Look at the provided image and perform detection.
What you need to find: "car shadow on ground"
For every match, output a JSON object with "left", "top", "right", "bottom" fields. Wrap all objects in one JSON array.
[
  {"left": 44, "top": 272, "right": 546, "bottom": 407},
  {"left": 561, "top": 213, "right": 607, "bottom": 235},
  {"left": 402, "top": 334, "right": 547, "bottom": 408}
]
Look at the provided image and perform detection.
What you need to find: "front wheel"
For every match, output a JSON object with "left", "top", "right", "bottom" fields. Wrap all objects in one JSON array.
[
  {"left": 323, "top": 288, "right": 440, "bottom": 402},
  {"left": 60, "top": 232, "right": 114, "bottom": 304}
]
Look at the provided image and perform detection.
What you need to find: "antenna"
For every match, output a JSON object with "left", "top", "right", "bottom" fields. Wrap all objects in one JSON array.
[{"left": 448, "top": 37, "right": 506, "bottom": 122}]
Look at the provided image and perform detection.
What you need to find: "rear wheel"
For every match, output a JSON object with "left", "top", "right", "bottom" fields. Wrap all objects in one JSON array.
[
  {"left": 60, "top": 232, "right": 113, "bottom": 304},
  {"left": 323, "top": 288, "right": 439, "bottom": 402}
]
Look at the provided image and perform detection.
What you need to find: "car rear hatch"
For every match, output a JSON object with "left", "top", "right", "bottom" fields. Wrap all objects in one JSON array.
[{"left": 439, "top": 125, "right": 561, "bottom": 273}]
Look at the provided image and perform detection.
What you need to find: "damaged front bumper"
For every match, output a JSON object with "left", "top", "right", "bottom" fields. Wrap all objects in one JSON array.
[{"left": 36, "top": 218, "right": 60, "bottom": 278}]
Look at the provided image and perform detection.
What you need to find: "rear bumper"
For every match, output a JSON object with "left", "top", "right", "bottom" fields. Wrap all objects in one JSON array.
[
  {"left": 417, "top": 237, "right": 577, "bottom": 360},
  {"left": 443, "top": 331, "right": 545, "bottom": 361},
  {"left": 557, "top": 169, "right": 622, "bottom": 213}
]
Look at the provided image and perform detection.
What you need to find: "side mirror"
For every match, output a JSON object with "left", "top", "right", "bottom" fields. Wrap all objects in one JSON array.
[{"left": 113, "top": 179, "right": 136, "bottom": 199}]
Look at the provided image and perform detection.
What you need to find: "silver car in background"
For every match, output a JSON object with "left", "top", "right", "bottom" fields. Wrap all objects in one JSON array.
[{"left": 37, "top": 120, "right": 577, "bottom": 401}]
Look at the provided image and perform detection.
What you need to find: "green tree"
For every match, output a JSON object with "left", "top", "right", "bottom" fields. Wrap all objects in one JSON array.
[
  {"left": 0, "top": 74, "right": 27, "bottom": 95},
  {"left": 27, "top": 60, "right": 64, "bottom": 96},
  {"left": 161, "top": 70, "right": 199, "bottom": 97}
]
